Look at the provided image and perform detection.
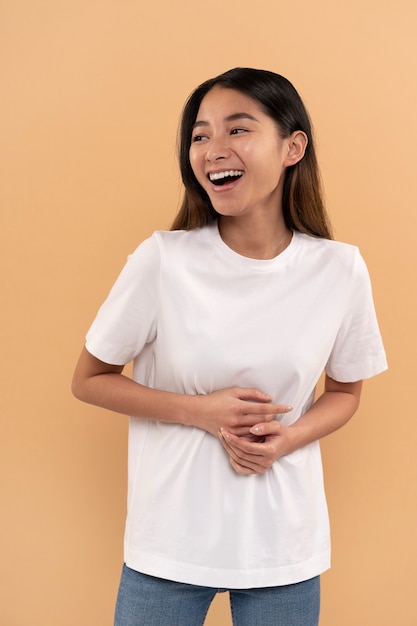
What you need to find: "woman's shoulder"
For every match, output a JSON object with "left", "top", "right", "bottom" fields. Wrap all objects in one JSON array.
[
  {"left": 294, "top": 232, "right": 367, "bottom": 276},
  {"left": 154, "top": 224, "right": 212, "bottom": 241},
  {"left": 296, "top": 231, "right": 357, "bottom": 251},
  {"left": 128, "top": 225, "right": 207, "bottom": 255},
  {"left": 151, "top": 224, "right": 214, "bottom": 252},
  {"left": 296, "top": 231, "right": 360, "bottom": 258}
]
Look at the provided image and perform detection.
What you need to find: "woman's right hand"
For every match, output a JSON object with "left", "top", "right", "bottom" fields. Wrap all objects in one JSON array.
[{"left": 188, "top": 387, "right": 292, "bottom": 438}]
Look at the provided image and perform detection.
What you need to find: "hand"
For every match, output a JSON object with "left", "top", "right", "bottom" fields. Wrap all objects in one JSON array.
[
  {"left": 219, "top": 420, "right": 297, "bottom": 475},
  {"left": 191, "top": 387, "right": 292, "bottom": 438},
  {"left": 219, "top": 376, "right": 364, "bottom": 475}
]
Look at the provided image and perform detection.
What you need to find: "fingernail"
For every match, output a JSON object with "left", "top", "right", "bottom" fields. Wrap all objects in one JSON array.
[{"left": 221, "top": 428, "right": 231, "bottom": 441}]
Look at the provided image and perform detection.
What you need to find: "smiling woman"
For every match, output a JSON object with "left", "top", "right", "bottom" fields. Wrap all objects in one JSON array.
[
  {"left": 72, "top": 67, "right": 387, "bottom": 626},
  {"left": 188, "top": 86, "right": 304, "bottom": 238},
  {"left": 174, "top": 68, "right": 331, "bottom": 240}
]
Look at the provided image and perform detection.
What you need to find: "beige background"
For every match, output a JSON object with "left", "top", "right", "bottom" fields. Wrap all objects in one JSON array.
[{"left": 1, "top": 0, "right": 416, "bottom": 624}]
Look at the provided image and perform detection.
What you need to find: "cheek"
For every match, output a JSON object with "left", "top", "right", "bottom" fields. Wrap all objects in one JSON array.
[
  {"left": 189, "top": 150, "right": 206, "bottom": 185},
  {"left": 188, "top": 148, "right": 199, "bottom": 174}
]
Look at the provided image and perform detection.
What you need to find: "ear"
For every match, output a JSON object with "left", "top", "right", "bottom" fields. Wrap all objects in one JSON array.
[{"left": 284, "top": 131, "right": 308, "bottom": 166}]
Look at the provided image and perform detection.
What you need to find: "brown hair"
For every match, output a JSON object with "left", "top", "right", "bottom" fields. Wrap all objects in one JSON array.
[{"left": 171, "top": 67, "right": 332, "bottom": 239}]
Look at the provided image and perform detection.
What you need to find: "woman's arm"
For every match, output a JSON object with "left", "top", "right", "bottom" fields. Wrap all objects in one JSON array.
[
  {"left": 219, "top": 375, "right": 362, "bottom": 474},
  {"left": 71, "top": 347, "right": 293, "bottom": 438}
]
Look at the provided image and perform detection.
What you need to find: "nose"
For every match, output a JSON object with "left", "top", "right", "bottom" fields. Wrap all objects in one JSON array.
[{"left": 205, "top": 135, "right": 230, "bottom": 162}]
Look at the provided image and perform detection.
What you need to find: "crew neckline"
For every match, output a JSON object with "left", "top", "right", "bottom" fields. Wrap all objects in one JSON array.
[{"left": 207, "top": 221, "right": 301, "bottom": 271}]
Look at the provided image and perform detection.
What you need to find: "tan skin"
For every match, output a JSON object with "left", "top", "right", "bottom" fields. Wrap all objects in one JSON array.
[{"left": 72, "top": 87, "right": 363, "bottom": 475}]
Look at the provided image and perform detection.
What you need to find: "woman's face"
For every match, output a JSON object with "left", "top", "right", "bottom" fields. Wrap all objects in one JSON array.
[{"left": 189, "top": 86, "right": 298, "bottom": 222}]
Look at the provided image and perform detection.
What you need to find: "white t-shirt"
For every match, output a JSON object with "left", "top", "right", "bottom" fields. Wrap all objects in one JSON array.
[{"left": 86, "top": 223, "right": 387, "bottom": 588}]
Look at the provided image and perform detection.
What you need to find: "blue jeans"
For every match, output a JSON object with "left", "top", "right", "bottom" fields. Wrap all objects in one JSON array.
[{"left": 114, "top": 564, "right": 320, "bottom": 626}]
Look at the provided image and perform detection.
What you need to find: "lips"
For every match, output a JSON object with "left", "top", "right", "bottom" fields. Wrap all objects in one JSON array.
[{"left": 208, "top": 170, "right": 244, "bottom": 186}]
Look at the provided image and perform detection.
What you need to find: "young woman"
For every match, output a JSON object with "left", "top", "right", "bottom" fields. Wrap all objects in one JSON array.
[{"left": 72, "top": 68, "right": 387, "bottom": 626}]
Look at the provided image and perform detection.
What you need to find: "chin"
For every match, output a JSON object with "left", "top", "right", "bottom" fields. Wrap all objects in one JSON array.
[{"left": 211, "top": 203, "right": 247, "bottom": 217}]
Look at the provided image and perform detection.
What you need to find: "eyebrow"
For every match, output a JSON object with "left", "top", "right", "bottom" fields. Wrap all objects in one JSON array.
[{"left": 192, "top": 112, "right": 260, "bottom": 130}]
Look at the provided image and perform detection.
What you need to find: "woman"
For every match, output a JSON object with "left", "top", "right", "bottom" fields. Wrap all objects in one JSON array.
[{"left": 72, "top": 68, "right": 387, "bottom": 626}]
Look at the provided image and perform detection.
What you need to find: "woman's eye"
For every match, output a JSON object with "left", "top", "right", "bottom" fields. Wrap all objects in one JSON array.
[
  {"left": 230, "top": 128, "right": 247, "bottom": 135},
  {"left": 192, "top": 134, "right": 207, "bottom": 142}
]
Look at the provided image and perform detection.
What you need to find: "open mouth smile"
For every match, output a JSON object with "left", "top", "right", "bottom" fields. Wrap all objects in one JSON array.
[{"left": 208, "top": 170, "right": 244, "bottom": 186}]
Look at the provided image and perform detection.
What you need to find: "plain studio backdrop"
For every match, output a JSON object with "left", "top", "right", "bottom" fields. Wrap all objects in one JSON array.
[{"left": 1, "top": 0, "right": 416, "bottom": 624}]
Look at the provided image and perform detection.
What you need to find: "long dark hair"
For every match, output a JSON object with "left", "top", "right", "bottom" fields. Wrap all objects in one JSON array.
[{"left": 171, "top": 67, "right": 332, "bottom": 239}]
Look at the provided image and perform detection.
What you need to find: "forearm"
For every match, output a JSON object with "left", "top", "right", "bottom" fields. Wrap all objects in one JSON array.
[
  {"left": 73, "top": 370, "right": 193, "bottom": 425},
  {"left": 288, "top": 378, "right": 362, "bottom": 453},
  {"left": 72, "top": 347, "right": 292, "bottom": 436}
]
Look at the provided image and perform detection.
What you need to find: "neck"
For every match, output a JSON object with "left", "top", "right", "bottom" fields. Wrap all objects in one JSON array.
[{"left": 218, "top": 215, "right": 292, "bottom": 260}]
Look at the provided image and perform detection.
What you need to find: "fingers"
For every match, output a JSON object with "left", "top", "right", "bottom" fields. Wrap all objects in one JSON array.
[
  {"left": 201, "top": 387, "right": 292, "bottom": 438},
  {"left": 218, "top": 389, "right": 292, "bottom": 435},
  {"left": 249, "top": 421, "right": 284, "bottom": 436},
  {"left": 220, "top": 428, "right": 276, "bottom": 455},
  {"left": 219, "top": 429, "right": 272, "bottom": 474},
  {"left": 235, "top": 387, "right": 292, "bottom": 416},
  {"left": 219, "top": 423, "right": 288, "bottom": 475},
  {"left": 244, "top": 404, "right": 292, "bottom": 419},
  {"left": 233, "top": 387, "right": 273, "bottom": 403},
  {"left": 216, "top": 389, "right": 294, "bottom": 474},
  {"left": 228, "top": 447, "right": 269, "bottom": 475},
  {"left": 229, "top": 458, "right": 263, "bottom": 476}
]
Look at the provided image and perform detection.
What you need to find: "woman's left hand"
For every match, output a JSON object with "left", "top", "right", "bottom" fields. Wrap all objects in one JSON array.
[
  {"left": 219, "top": 421, "right": 295, "bottom": 475},
  {"left": 219, "top": 377, "right": 363, "bottom": 475}
]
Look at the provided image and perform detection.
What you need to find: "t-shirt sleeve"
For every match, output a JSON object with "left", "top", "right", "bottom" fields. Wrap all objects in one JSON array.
[
  {"left": 85, "top": 235, "right": 160, "bottom": 365},
  {"left": 325, "top": 249, "right": 388, "bottom": 382}
]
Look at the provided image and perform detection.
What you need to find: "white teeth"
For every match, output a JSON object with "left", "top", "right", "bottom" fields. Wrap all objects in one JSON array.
[{"left": 209, "top": 170, "right": 243, "bottom": 181}]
